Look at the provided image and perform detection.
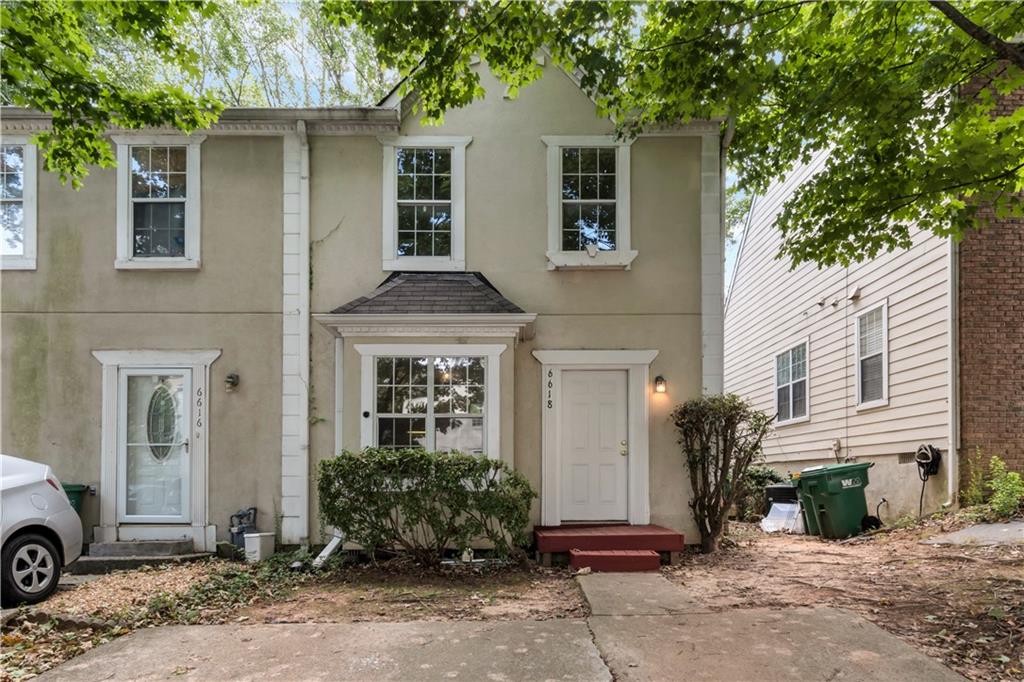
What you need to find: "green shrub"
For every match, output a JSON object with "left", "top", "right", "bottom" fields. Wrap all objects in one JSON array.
[
  {"left": 317, "top": 449, "right": 536, "bottom": 564},
  {"left": 987, "top": 456, "right": 1024, "bottom": 520},
  {"left": 735, "top": 464, "right": 785, "bottom": 521},
  {"left": 671, "top": 394, "right": 772, "bottom": 553},
  {"left": 962, "top": 447, "right": 987, "bottom": 507}
]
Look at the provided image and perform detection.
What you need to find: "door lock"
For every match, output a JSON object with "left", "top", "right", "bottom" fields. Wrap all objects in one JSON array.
[{"left": 619, "top": 440, "right": 628, "bottom": 456}]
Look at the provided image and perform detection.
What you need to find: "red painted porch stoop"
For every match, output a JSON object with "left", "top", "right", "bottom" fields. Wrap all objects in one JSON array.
[{"left": 535, "top": 525, "right": 684, "bottom": 572}]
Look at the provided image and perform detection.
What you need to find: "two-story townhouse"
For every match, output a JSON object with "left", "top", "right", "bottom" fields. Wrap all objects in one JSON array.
[{"left": 1, "top": 59, "right": 726, "bottom": 556}]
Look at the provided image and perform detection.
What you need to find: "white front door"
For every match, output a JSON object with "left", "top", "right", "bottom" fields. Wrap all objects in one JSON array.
[
  {"left": 560, "top": 370, "right": 628, "bottom": 521},
  {"left": 117, "top": 368, "right": 192, "bottom": 523}
]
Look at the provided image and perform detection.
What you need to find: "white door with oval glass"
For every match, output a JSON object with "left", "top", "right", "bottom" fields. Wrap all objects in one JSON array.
[
  {"left": 560, "top": 370, "right": 628, "bottom": 521},
  {"left": 116, "top": 369, "right": 191, "bottom": 523}
]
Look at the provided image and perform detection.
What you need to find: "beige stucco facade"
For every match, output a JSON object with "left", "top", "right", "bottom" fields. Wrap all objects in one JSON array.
[
  {"left": 2, "top": 61, "right": 719, "bottom": 549},
  {"left": 1, "top": 136, "right": 285, "bottom": 544}
]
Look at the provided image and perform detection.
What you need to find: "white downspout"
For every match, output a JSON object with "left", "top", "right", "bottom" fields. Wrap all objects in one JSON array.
[{"left": 944, "top": 238, "right": 959, "bottom": 507}]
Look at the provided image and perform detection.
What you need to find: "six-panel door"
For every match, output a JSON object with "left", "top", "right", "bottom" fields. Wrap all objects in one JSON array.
[{"left": 560, "top": 370, "right": 628, "bottom": 521}]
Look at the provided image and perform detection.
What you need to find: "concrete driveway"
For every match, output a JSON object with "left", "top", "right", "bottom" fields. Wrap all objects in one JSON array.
[{"left": 39, "top": 573, "right": 964, "bottom": 681}]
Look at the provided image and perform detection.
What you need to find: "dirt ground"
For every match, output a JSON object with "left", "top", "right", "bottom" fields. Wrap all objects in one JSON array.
[
  {"left": 665, "top": 522, "right": 1024, "bottom": 682},
  {"left": 239, "top": 564, "right": 587, "bottom": 623}
]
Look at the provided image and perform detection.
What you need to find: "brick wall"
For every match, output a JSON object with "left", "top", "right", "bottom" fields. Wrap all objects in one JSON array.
[{"left": 958, "top": 73, "right": 1024, "bottom": 477}]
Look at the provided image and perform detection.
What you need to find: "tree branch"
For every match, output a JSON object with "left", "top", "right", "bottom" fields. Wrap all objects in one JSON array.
[{"left": 929, "top": 1, "right": 1024, "bottom": 69}]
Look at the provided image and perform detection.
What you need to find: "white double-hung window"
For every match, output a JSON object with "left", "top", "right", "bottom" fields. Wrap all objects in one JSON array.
[
  {"left": 856, "top": 302, "right": 888, "bottom": 408},
  {"left": 113, "top": 135, "right": 204, "bottom": 269},
  {"left": 1, "top": 137, "right": 37, "bottom": 270},
  {"left": 542, "top": 136, "right": 636, "bottom": 270},
  {"left": 357, "top": 344, "right": 503, "bottom": 458},
  {"left": 379, "top": 136, "right": 470, "bottom": 271},
  {"left": 775, "top": 340, "right": 808, "bottom": 424}
]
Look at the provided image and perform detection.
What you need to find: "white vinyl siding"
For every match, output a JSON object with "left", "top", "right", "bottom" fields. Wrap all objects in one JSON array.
[{"left": 724, "top": 153, "right": 951, "bottom": 464}]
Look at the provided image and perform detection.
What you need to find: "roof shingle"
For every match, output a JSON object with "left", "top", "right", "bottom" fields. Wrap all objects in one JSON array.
[{"left": 331, "top": 272, "right": 525, "bottom": 315}]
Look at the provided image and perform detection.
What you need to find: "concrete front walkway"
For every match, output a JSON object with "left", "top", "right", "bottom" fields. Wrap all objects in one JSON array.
[
  {"left": 38, "top": 620, "right": 609, "bottom": 681},
  {"left": 578, "top": 572, "right": 964, "bottom": 682},
  {"left": 39, "top": 572, "right": 964, "bottom": 681}
]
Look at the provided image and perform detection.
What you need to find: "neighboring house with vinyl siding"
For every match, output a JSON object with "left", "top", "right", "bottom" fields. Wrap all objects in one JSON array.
[{"left": 725, "top": 146, "right": 1024, "bottom": 521}]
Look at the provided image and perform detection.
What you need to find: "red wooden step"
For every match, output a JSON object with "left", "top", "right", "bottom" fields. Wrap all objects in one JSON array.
[
  {"left": 570, "top": 549, "right": 661, "bottom": 572},
  {"left": 535, "top": 524, "right": 685, "bottom": 553}
]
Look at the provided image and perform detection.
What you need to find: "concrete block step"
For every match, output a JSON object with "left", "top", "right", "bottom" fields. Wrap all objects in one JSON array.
[
  {"left": 569, "top": 549, "right": 661, "bottom": 572},
  {"left": 89, "top": 540, "right": 194, "bottom": 557},
  {"left": 67, "top": 553, "right": 212, "bottom": 575}
]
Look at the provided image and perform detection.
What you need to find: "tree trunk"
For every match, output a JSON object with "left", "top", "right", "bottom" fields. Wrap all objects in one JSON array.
[
  {"left": 701, "top": 517, "right": 723, "bottom": 553},
  {"left": 929, "top": 1, "right": 1024, "bottom": 69}
]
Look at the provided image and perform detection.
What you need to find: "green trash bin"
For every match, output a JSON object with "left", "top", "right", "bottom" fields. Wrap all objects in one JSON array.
[
  {"left": 792, "top": 462, "right": 873, "bottom": 539},
  {"left": 61, "top": 484, "right": 87, "bottom": 514}
]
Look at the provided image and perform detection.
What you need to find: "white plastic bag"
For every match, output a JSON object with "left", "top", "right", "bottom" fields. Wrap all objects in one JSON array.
[{"left": 760, "top": 502, "right": 804, "bottom": 534}]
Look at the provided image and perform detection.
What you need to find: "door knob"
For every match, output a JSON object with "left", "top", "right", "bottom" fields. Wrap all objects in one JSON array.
[{"left": 619, "top": 440, "right": 628, "bottom": 456}]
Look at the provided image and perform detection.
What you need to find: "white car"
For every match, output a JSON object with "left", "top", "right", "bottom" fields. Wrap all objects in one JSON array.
[{"left": 1, "top": 455, "right": 83, "bottom": 606}]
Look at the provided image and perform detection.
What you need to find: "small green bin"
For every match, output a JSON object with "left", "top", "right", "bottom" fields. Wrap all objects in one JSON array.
[
  {"left": 61, "top": 484, "right": 87, "bottom": 514},
  {"left": 792, "top": 462, "right": 873, "bottom": 539}
]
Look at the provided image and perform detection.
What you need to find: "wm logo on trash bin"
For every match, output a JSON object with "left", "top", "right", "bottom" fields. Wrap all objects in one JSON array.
[{"left": 841, "top": 477, "right": 862, "bottom": 489}]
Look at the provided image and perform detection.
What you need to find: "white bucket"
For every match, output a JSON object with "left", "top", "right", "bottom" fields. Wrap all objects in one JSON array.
[{"left": 243, "top": 532, "right": 276, "bottom": 562}]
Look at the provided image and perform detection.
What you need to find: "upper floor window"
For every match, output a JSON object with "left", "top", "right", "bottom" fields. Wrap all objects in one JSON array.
[
  {"left": 113, "top": 135, "right": 205, "bottom": 270},
  {"left": 542, "top": 136, "right": 636, "bottom": 270},
  {"left": 560, "top": 147, "right": 617, "bottom": 251},
  {"left": 775, "top": 340, "right": 808, "bottom": 424},
  {"left": 1, "top": 138, "right": 37, "bottom": 270},
  {"left": 397, "top": 147, "right": 451, "bottom": 258},
  {"left": 856, "top": 302, "right": 888, "bottom": 409},
  {"left": 379, "top": 136, "right": 470, "bottom": 272}
]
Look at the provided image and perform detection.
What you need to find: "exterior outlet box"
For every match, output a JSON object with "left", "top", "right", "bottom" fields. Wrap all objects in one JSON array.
[{"left": 244, "top": 532, "right": 275, "bottom": 563}]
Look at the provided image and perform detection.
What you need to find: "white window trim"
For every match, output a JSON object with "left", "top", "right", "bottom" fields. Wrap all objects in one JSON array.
[
  {"left": 1, "top": 136, "right": 38, "bottom": 270},
  {"left": 112, "top": 134, "right": 205, "bottom": 270},
  {"left": 773, "top": 338, "right": 810, "bottom": 426},
  {"left": 532, "top": 349, "right": 658, "bottom": 526},
  {"left": 855, "top": 300, "right": 890, "bottom": 411},
  {"left": 541, "top": 135, "right": 637, "bottom": 270},
  {"left": 91, "top": 349, "right": 221, "bottom": 551},
  {"left": 378, "top": 136, "right": 470, "bottom": 272},
  {"left": 355, "top": 343, "right": 504, "bottom": 459}
]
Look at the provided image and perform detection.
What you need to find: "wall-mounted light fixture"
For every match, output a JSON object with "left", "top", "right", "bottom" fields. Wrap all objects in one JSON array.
[
  {"left": 224, "top": 372, "right": 240, "bottom": 393},
  {"left": 654, "top": 375, "right": 667, "bottom": 393}
]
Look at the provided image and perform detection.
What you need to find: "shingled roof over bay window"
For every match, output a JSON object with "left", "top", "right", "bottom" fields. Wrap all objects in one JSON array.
[
  {"left": 331, "top": 272, "right": 525, "bottom": 315},
  {"left": 317, "top": 272, "right": 535, "bottom": 340}
]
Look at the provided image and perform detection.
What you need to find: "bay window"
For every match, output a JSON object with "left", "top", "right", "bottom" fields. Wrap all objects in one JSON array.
[{"left": 357, "top": 344, "right": 503, "bottom": 459}]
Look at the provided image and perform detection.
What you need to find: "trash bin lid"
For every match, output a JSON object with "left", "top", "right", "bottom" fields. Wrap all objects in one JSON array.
[{"left": 797, "top": 462, "right": 872, "bottom": 479}]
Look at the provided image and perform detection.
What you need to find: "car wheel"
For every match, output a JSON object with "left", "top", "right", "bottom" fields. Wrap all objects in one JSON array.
[{"left": 1, "top": 533, "right": 61, "bottom": 607}]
